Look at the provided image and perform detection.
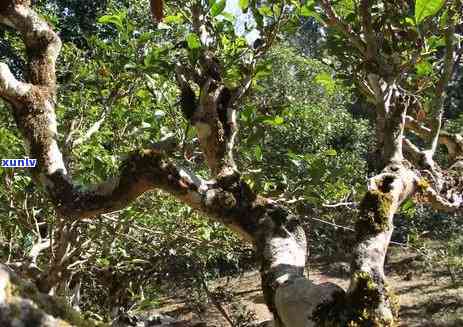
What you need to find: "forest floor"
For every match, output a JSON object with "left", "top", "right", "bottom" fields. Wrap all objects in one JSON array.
[{"left": 157, "top": 245, "right": 463, "bottom": 326}]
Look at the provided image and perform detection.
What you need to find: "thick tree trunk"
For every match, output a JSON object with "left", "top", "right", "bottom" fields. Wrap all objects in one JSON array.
[
  {"left": 254, "top": 207, "right": 343, "bottom": 327},
  {"left": 343, "top": 86, "right": 415, "bottom": 325},
  {"left": 310, "top": 163, "right": 416, "bottom": 326},
  {"left": 309, "top": 83, "right": 417, "bottom": 326},
  {"left": 348, "top": 163, "right": 415, "bottom": 324},
  {"left": 0, "top": 264, "right": 105, "bottom": 327}
]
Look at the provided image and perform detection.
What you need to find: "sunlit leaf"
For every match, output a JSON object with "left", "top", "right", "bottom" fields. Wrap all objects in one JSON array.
[
  {"left": 239, "top": 0, "right": 249, "bottom": 11},
  {"left": 98, "top": 12, "right": 125, "bottom": 30},
  {"left": 405, "top": 17, "right": 416, "bottom": 26},
  {"left": 300, "top": 5, "right": 315, "bottom": 16},
  {"left": 416, "top": 61, "right": 433, "bottom": 76},
  {"left": 258, "top": 6, "right": 273, "bottom": 16},
  {"left": 254, "top": 145, "right": 263, "bottom": 161},
  {"left": 221, "top": 12, "right": 236, "bottom": 22},
  {"left": 211, "top": 0, "right": 226, "bottom": 16},
  {"left": 439, "top": 9, "right": 450, "bottom": 29},
  {"left": 186, "top": 33, "right": 201, "bottom": 49},
  {"left": 315, "top": 72, "right": 335, "bottom": 93},
  {"left": 427, "top": 36, "right": 445, "bottom": 49},
  {"left": 274, "top": 116, "right": 284, "bottom": 125},
  {"left": 164, "top": 14, "right": 184, "bottom": 24},
  {"left": 264, "top": 116, "right": 284, "bottom": 126},
  {"left": 415, "top": 0, "right": 445, "bottom": 24},
  {"left": 402, "top": 198, "right": 415, "bottom": 211}
]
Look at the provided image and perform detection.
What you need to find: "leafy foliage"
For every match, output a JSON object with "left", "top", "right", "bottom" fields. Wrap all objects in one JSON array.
[{"left": 415, "top": 0, "right": 446, "bottom": 24}]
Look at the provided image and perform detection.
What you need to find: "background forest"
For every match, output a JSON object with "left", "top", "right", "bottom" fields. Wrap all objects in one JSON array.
[{"left": 0, "top": 0, "right": 462, "bottom": 326}]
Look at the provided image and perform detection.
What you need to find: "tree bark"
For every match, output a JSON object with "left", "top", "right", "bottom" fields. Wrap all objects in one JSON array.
[{"left": 0, "top": 264, "right": 105, "bottom": 327}]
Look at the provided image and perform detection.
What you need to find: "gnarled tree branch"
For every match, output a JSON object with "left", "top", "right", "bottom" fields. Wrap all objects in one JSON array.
[
  {"left": 0, "top": 3, "right": 350, "bottom": 327},
  {"left": 406, "top": 116, "right": 463, "bottom": 163}
]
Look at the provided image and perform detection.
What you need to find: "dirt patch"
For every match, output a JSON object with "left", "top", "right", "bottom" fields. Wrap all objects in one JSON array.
[{"left": 157, "top": 247, "right": 463, "bottom": 326}]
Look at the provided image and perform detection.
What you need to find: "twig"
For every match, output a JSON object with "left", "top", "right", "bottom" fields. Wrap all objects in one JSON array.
[
  {"left": 199, "top": 272, "right": 235, "bottom": 327},
  {"left": 307, "top": 216, "right": 407, "bottom": 247},
  {"left": 428, "top": 10, "right": 456, "bottom": 156},
  {"left": 28, "top": 239, "right": 51, "bottom": 265},
  {"left": 322, "top": 201, "right": 357, "bottom": 208}
]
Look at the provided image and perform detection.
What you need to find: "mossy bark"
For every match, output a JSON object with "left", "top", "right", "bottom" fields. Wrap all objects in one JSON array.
[
  {"left": 0, "top": 265, "right": 106, "bottom": 327},
  {"left": 311, "top": 161, "right": 416, "bottom": 326},
  {"left": 350, "top": 168, "right": 413, "bottom": 325}
]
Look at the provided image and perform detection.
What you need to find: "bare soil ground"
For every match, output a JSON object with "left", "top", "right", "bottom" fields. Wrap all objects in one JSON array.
[{"left": 158, "top": 246, "right": 463, "bottom": 326}]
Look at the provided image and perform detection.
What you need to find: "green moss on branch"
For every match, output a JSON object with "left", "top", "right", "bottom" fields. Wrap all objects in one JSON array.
[
  {"left": 312, "top": 272, "right": 397, "bottom": 326},
  {"left": 356, "top": 190, "right": 393, "bottom": 241}
]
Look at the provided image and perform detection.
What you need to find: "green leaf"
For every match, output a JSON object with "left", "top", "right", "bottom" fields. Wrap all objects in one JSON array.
[
  {"left": 258, "top": 5, "right": 273, "bottom": 17},
  {"left": 98, "top": 13, "right": 125, "bottom": 30},
  {"left": 246, "top": 128, "right": 264, "bottom": 145},
  {"left": 415, "top": 0, "right": 445, "bottom": 24},
  {"left": 199, "top": 227, "right": 211, "bottom": 241},
  {"left": 164, "top": 14, "right": 184, "bottom": 24},
  {"left": 186, "top": 33, "right": 201, "bottom": 49},
  {"left": 300, "top": 5, "right": 315, "bottom": 16},
  {"left": 304, "top": 195, "right": 321, "bottom": 205},
  {"left": 239, "top": 0, "right": 249, "bottom": 11},
  {"left": 325, "top": 149, "right": 337, "bottom": 156},
  {"left": 402, "top": 198, "right": 415, "bottom": 211},
  {"left": 416, "top": 61, "right": 433, "bottom": 76},
  {"left": 274, "top": 116, "right": 284, "bottom": 125},
  {"left": 427, "top": 36, "right": 446, "bottom": 49},
  {"left": 315, "top": 72, "right": 335, "bottom": 93},
  {"left": 272, "top": 4, "right": 282, "bottom": 16},
  {"left": 299, "top": 5, "right": 323, "bottom": 22},
  {"left": 211, "top": 0, "right": 226, "bottom": 16},
  {"left": 254, "top": 145, "right": 263, "bottom": 161},
  {"left": 264, "top": 116, "right": 284, "bottom": 126},
  {"left": 221, "top": 12, "right": 236, "bottom": 23},
  {"left": 405, "top": 17, "right": 416, "bottom": 26},
  {"left": 439, "top": 9, "right": 449, "bottom": 29}
]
